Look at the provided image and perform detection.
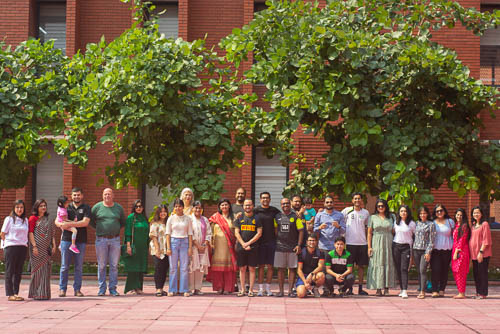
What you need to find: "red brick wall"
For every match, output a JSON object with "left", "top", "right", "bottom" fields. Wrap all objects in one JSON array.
[{"left": 0, "top": 0, "right": 31, "bottom": 46}]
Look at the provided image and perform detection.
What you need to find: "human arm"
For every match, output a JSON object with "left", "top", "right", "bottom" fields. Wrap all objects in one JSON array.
[
  {"left": 367, "top": 228, "right": 373, "bottom": 257},
  {"left": 246, "top": 227, "right": 262, "bottom": 249},
  {"left": 425, "top": 222, "right": 435, "bottom": 260},
  {"left": 188, "top": 235, "right": 193, "bottom": 257},
  {"left": 1, "top": 216, "right": 11, "bottom": 240},
  {"left": 477, "top": 223, "right": 492, "bottom": 263},
  {"left": 296, "top": 262, "right": 310, "bottom": 289},
  {"left": 165, "top": 217, "right": 172, "bottom": 256},
  {"left": 235, "top": 227, "right": 245, "bottom": 248}
]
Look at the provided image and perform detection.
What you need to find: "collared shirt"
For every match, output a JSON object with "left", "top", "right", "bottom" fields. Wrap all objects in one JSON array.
[
  {"left": 63, "top": 202, "right": 91, "bottom": 243},
  {"left": 313, "top": 209, "right": 346, "bottom": 251},
  {"left": 413, "top": 220, "right": 436, "bottom": 254}
]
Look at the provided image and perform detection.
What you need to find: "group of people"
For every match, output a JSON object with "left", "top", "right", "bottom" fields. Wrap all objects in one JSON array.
[{"left": 0, "top": 187, "right": 493, "bottom": 301}]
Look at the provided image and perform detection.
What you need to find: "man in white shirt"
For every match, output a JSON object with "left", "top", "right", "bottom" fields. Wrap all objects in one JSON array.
[{"left": 341, "top": 192, "right": 370, "bottom": 295}]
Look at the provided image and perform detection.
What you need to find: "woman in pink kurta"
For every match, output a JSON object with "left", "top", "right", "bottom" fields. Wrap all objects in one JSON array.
[
  {"left": 451, "top": 209, "right": 470, "bottom": 299},
  {"left": 469, "top": 206, "right": 492, "bottom": 299}
]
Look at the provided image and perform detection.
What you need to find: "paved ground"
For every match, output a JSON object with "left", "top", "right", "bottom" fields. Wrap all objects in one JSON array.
[{"left": 1, "top": 279, "right": 500, "bottom": 333}]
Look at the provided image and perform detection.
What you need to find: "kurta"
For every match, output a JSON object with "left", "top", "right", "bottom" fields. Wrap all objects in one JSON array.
[
  {"left": 190, "top": 214, "right": 211, "bottom": 274},
  {"left": 211, "top": 218, "right": 235, "bottom": 271},
  {"left": 28, "top": 215, "right": 54, "bottom": 300},
  {"left": 451, "top": 225, "right": 470, "bottom": 293},
  {"left": 122, "top": 213, "right": 149, "bottom": 273},
  {"left": 367, "top": 214, "right": 395, "bottom": 289}
]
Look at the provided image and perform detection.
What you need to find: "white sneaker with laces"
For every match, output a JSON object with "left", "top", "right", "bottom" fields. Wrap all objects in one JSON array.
[
  {"left": 257, "top": 289, "right": 264, "bottom": 297},
  {"left": 401, "top": 290, "right": 408, "bottom": 299}
]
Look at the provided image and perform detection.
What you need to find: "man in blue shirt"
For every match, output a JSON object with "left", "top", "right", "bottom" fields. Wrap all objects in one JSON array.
[{"left": 314, "top": 196, "right": 345, "bottom": 254}]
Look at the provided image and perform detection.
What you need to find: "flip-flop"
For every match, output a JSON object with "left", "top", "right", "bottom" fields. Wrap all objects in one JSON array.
[{"left": 248, "top": 291, "right": 255, "bottom": 297}]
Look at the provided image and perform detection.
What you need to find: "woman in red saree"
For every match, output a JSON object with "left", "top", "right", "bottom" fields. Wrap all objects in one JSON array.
[{"left": 208, "top": 199, "right": 238, "bottom": 294}]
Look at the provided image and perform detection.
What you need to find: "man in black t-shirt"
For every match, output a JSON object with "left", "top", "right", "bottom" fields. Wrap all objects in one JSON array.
[
  {"left": 274, "top": 198, "right": 304, "bottom": 297},
  {"left": 324, "top": 236, "right": 355, "bottom": 297},
  {"left": 235, "top": 199, "right": 262, "bottom": 297},
  {"left": 55, "top": 187, "right": 91, "bottom": 297},
  {"left": 254, "top": 191, "right": 280, "bottom": 296},
  {"left": 296, "top": 234, "right": 325, "bottom": 298}
]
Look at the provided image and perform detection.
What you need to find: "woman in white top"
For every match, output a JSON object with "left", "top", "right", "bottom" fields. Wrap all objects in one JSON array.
[
  {"left": 149, "top": 204, "right": 169, "bottom": 297},
  {"left": 189, "top": 201, "right": 212, "bottom": 295},
  {"left": 166, "top": 198, "right": 193, "bottom": 296},
  {"left": 392, "top": 205, "right": 416, "bottom": 299},
  {"left": 1, "top": 200, "right": 29, "bottom": 301}
]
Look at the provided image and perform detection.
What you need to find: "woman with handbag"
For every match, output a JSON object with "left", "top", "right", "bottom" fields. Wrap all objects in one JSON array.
[
  {"left": 28, "top": 199, "right": 56, "bottom": 300},
  {"left": 122, "top": 200, "right": 149, "bottom": 295}
]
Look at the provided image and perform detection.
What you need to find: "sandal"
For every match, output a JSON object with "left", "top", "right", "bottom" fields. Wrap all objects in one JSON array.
[
  {"left": 8, "top": 296, "right": 17, "bottom": 301},
  {"left": 155, "top": 291, "right": 163, "bottom": 297},
  {"left": 375, "top": 289, "right": 383, "bottom": 297},
  {"left": 417, "top": 294, "right": 425, "bottom": 299},
  {"left": 15, "top": 296, "right": 24, "bottom": 301},
  {"left": 237, "top": 291, "right": 245, "bottom": 297},
  {"left": 248, "top": 291, "right": 255, "bottom": 297}
]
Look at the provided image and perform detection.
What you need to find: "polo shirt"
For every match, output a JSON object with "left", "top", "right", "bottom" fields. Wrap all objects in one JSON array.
[{"left": 62, "top": 202, "right": 91, "bottom": 243}]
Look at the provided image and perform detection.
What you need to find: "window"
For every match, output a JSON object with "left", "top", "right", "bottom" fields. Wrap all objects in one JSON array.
[
  {"left": 38, "top": 1, "right": 66, "bottom": 54},
  {"left": 35, "top": 145, "right": 64, "bottom": 221},
  {"left": 149, "top": 1, "right": 179, "bottom": 39},
  {"left": 253, "top": 146, "right": 288, "bottom": 208},
  {"left": 144, "top": 185, "right": 170, "bottom": 218},
  {"left": 480, "top": 6, "right": 500, "bottom": 86}
]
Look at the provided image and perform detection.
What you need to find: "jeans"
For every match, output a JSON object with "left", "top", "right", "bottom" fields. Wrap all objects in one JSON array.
[
  {"left": 392, "top": 242, "right": 411, "bottom": 290},
  {"left": 169, "top": 237, "right": 189, "bottom": 293},
  {"left": 95, "top": 236, "right": 121, "bottom": 293},
  {"left": 59, "top": 241, "right": 86, "bottom": 292}
]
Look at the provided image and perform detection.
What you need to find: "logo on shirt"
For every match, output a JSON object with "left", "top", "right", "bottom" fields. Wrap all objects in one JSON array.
[
  {"left": 241, "top": 225, "right": 256, "bottom": 231},
  {"left": 290, "top": 217, "right": 295, "bottom": 222},
  {"left": 331, "top": 258, "right": 347, "bottom": 265},
  {"left": 280, "top": 223, "right": 290, "bottom": 233},
  {"left": 252, "top": 219, "right": 255, "bottom": 225}
]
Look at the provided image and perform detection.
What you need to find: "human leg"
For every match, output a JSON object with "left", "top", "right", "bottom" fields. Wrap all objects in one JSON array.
[
  {"left": 108, "top": 237, "right": 121, "bottom": 293},
  {"left": 11, "top": 246, "right": 26, "bottom": 296},
  {"left": 169, "top": 238, "right": 180, "bottom": 293},
  {"left": 478, "top": 257, "right": 489, "bottom": 297},
  {"left": 430, "top": 249, "right": 441, "bottom": 293},
  {"left": 178, "top": 238, "right": 189, "bottom": 293},
  {"left": 400, "top": 245, "right": 411, "bottom": 291},
  {"left": 58, "top": 241, "right": 72, "bottom": 293},
  {"left": 73, "top": 243, "right": 86, "bottom": 293},
  {"left": 439, "top": 250, "right": 452, "bottom": 294},
  {"left": 95, "top": 237, "right": 109, "bottom": 294},
  {"left": 239, "top": 266, "right": 247, "bottom": 295},
  {"left": 392, "top": 242, "right": 403, "bottom": 290},
  {"left": 249, "top": 266, "right": 256, "bottom": 293}
]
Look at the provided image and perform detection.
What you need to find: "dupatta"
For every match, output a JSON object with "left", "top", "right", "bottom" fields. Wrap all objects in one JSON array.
[{"left": 209, "top": 212, "right": 238, "bottom": 272}]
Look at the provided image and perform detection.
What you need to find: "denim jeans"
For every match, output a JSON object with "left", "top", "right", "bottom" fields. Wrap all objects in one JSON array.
[
  {"left": 95, "top": 236, "right": 121, "bottom": 293},
  {"left": 59, "top": 241, "right": 86, "bottom": 292},
  {"left": 169, "top": 237, "right": 189, "bottom": 293}
]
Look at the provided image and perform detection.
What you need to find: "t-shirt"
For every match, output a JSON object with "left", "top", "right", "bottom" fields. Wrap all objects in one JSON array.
[
  {"left": 304, "top": 208, "right": 316, "bottom": 222},
  {"left": 166, "top": 214, "right": 193, "bottom": 238},
  {"left": 393, "top": 220, "right": 416, "bottom": 246},
  {"left": 57, "top": 207, "right": 68, "bottom": 223},
  {"left": 298, "top": 247, "right": 324, "bottom": 276},
  {"left": 232, "top": 203, "right": 244, "bottom": 217},
  {"left": 235, "top": 214, "right": 262, "bottom": 251},
  {"left": 274, "top": 211, "right": 304, "bottom": 252},
  {"left": 254, "top": 205, "right": 280, "bottom": 244},
  {"left": 325, "top": 249, "right": 353, "bottom": 274},
  {"left": 1, "top": 216, "right": 29, "bottom": 248},
  {"left": 63, "top": 202, "right": 91, "bottom": 243},
  {"left": 342, "top": 206, "right": 370, "bottom": 246},
  {"left": 90, "top": 202, "right": 126, "bottom": 237}
]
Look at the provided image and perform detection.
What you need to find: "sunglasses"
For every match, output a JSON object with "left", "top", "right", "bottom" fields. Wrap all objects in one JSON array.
[
  {"left": 436, "top": 209, "right": 443, "bottom": 213},
  {"left": 377, "top": 205, "right": 385, "bottom": 208},
  {"left": 135, "top": 205, "right": 143, "bottom": 208}
]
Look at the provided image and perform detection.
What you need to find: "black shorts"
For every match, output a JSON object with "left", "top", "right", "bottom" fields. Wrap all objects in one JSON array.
[
  {"left": 346, "top": 244, "right": 369, "bottom": 266},
  {"left": 258, "top": 241, "right": 276, "bottom": 265},
  {"left": 237, "top": 247, "right": 259, "bottom": 267}
]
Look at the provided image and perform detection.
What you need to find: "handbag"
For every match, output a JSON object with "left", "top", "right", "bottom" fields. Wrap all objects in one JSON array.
[{"left": 121, "top": 215, "right": 136, "bottom": 257}]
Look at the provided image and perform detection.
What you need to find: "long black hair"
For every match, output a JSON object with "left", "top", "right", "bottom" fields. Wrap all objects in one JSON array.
[
  {"left": 432, "top": 203, "right": 450, "bottom": 220},
  {"left": 217, "top": 198, "right": 233, "bottom": 218},
  {"left": 417, "top": 206, "right": 431, "bottom": 223},
  {"left": 396, "top": 204, "right": 413, "bottom": 226},
  {"left": 152, "top": 204, "right": 169, "bottom": 223},
  {"left": 455, "top": 208, "right": 470, "bottom": 241},
  {"left": 131, "top": 199, "right": 146, "bottom": 218},
  {"left": 57, "top": 195, "right": 68, "bottom": 208},
  {"left": 10, "top": 199, "right": 26, "bottom": 221},
  {"left": 32, "top": 199, "right": 49, "bottom": 217},
  {"left": 470, "top": 205, "right": 486, "bottom": 227}
]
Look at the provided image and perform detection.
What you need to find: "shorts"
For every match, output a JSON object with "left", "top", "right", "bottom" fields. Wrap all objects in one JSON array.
[
  {"left": 258, "top": 241, "right": 276, "bottom": 265},
  {"left": 296, "top": 276, "right": 315, "bottom": 288},
  {"left": 274, "top": 251, "right": 298, "bottom": 268},
  {"left": 346, "top": 244, "right": 369, "bottom": 266},
  {"left": 236, "top": 247, "right": 259, "bottom": 267}
]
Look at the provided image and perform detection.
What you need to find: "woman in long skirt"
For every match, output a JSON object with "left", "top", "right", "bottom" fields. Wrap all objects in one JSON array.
[
  {"left": 28, "top": 199, "right": 56, "bottom": 300},
  {"left": 123, "top": 200, "right": 149, "bottom": 294}
]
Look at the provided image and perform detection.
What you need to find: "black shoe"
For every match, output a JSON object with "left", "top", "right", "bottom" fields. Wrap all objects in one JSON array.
[
  {"left": 358, "top": 289, "right": 369, "bottom": 296},
  {"left": 321, "top": 289, "right": 331, "bottom": 298},
  {"left": 346, "top": 288, "right": 354, "bottom": 296}
]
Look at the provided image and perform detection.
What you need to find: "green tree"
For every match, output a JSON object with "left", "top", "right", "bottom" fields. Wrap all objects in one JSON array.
[
  {"left": 58, "top": 20, "right": 255, "bottom": 202},
  {"left": 222, "top": 0, "right": 500, "bottom": 209},
  {"left": 0, "top": 40, "right": 68, "bottom": 190}
]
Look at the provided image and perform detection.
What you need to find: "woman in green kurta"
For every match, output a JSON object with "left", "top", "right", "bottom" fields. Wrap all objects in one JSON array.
[
  {"left": 123, "top": 200, "right": 149, "bottom": 295},
  {"left": 367, "top": 198, "right": 396, "bottom": 296}
]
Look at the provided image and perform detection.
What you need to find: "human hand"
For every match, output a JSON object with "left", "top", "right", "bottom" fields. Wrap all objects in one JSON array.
[
  {"left": 294, "top": 245, "right": 300, "bottom": 255},
  {"left": 332, "top": 221, "right": 340, "bottom": 228},
  {"left": 478, "top": 253, "right": 483, "bottom": 263},
  {"left": 319, "top": 223, "right": 327, "bottom": 230},
  {"left": 424, "top": 253, "right": 431, "bottom": 262},
  {"left": 156, "top": 250, "right": 161, "bottom": 258},
  {"left": 127, "top": 245, "right": 132, "bottom": 256},
  {"left": 188, "top": 247, "right": 192, "bottom": 257},
  {"left": 33, "top": 247, "right": 39, "bottom": 257},
  {"left": 166, "top": 249, "right": 172, "bottom": 256},
  {"left": 336, "top": 275, "right": 344, "bottom": 283},
  {"left": 368, "top": 248, "right": 373, "bottom": 257}
]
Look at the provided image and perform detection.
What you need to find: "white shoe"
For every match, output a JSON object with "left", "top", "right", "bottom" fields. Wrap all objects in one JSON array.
[
  {"left": 265, "top": 290, "right": 274, "bottom": 297},
  {"left": 398, "top": 290, "right": 403, "bottom": 297},
  {"left": 257, "top": 290, "right": 264, "bottom": 297},
  {"left": 401, "top": 290, "right": 408, "bottom": 299}
]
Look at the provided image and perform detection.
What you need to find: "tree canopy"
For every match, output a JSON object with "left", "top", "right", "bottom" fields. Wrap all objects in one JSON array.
[
  {"left": 0, "top": 40, "right": 68, "bottom": 190},
  {"left": 222, "top": 0, "right": 500, "bottom": 209}
]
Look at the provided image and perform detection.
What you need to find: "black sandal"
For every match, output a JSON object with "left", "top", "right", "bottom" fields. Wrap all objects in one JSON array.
[{"left": 155, "top": 291, "right": 163, "bottom": 297}]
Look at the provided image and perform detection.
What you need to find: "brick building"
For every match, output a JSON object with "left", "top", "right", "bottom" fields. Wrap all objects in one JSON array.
[{"left": 0, "top": 0, "right": 499, "bottom": 264}]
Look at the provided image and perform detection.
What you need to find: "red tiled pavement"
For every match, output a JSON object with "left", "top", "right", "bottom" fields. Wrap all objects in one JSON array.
[{"left": 1, "top": 279, "right": 500, "bottom": 333}]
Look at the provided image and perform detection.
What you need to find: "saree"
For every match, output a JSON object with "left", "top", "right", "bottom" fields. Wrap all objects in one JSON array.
[{"left": 28, "top": 216, "right": 54, "bottom": 300}]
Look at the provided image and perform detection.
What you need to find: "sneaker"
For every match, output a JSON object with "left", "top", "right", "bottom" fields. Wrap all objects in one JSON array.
[
  {"left": 358, "top": 289, "right": 369, "bottom": 296},
  {"left": 184, "top": 292, "right": 190, "bottom": 297},
  {"left": 288, "top": 290, "right": 297, "bottom": 298},
  {"left": 74, "top": 290, "right": 84, "bottom": 297},
  {"left": 109, "top": 290, "right": 120, "bottom": 296},
  {"left": 97, "top": 291, "right": 106, "bottom": 296},
  {"left": 265, "top": 290, "right": 274, "bottom": 297},
  {"left": 313, "top": 288, "right": 321, "bottom": 298},
  {"left": 257, "top": 289, "right": 264, "bottom": 297},
  {"left": 69, "top": 245, "right": 80, "bottom": 254},
  {"left": 58, "top": 290, "right": 66, "bottom": 297},
  {"left": 346, "top": 288, "right": 354, "bottom": 296},
  {"left": 401, "top": 291, "right": 408, "bottom": 299},
  {"left": 398, "top": 290, "right": 403, "bottom": 297}
]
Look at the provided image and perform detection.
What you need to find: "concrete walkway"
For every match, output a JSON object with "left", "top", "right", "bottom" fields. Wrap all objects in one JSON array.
[{"left": 1, "top": 280, "right": 500, "bottom": 333}]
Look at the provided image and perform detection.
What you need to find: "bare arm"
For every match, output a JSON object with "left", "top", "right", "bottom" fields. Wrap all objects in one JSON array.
[{"left": 367, "top": 227, "right": 373, "bottom": 256}]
